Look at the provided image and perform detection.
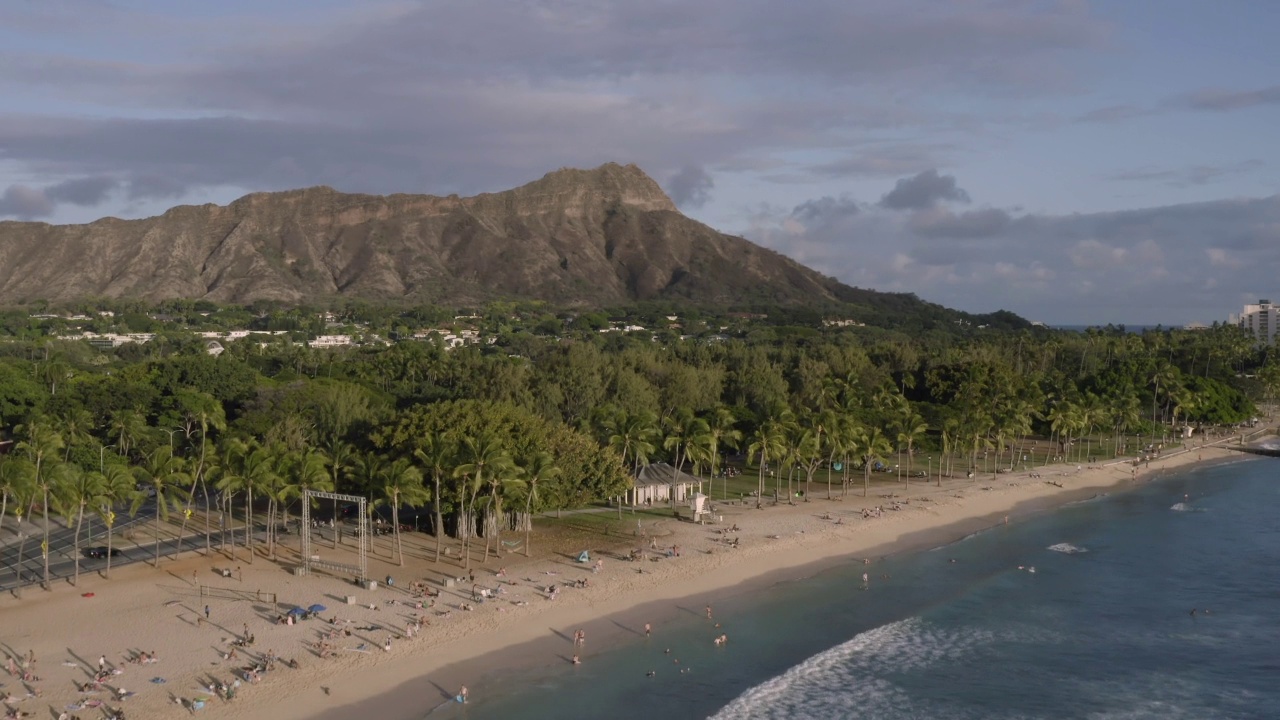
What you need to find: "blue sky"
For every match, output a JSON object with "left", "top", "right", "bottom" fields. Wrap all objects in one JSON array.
[{"left": 1, "top": 0, "right": 1277, "bottom": 324}]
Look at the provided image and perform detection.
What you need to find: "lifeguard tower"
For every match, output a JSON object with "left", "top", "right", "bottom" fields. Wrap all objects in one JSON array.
[{"left": 690, "top": 492, "right": 712, "bottom": 523}]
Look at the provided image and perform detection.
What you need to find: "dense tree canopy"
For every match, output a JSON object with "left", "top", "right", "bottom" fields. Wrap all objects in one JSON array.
[{"left": 0, "top": 299, "right": 1274, "bottom": 569}]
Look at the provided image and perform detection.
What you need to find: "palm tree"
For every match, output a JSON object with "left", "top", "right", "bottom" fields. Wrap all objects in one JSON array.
[
  {"left": 794, "top": 426, "right": 822, "bottom": 502},
  {"left": 108, "top": 408, "right": 148, "bottom": 459},
  {"left": 376, "top": 458, "right": 428, "bottom": 566},
  {"left": 0, "top": 455, "right": 34, "bottom": 543},
  {"left": 0, "top": 457, "right": 35, "bottom": 585},
  {"left": 516, "top": 451, "right": 558, "bottom": 557},
  {"left": 278, "top": 448, "right": 333, "bottom": 555},
  {"left": 703, "top": 407, "right": 742, "bottom": 500},
  {"left": 178, "top": 393, "right": 226, "bottom": 555},
  {"left": 7, "top": 469, "right": 36, "bottom": 592},
  {"left": 18, "top": 420, "right": 64, "bottom": 590},
  {"left": 58, "top": 407, "right": 97, "bottom": 462},
  {"left": 351, "top": 453, "right": 387, "bottom": 556},
  {"left": 605, "top": 410, "right": 659, "bottom": 475},
  {"left": 662, "top": 409, "right": 707, "bottom": 478},
  {"left": 53, "top": 464, "right": 104, "bottom": 587},
  {"left": 897, "top": 415, "right": 927, "bottom": 488},
  {"left": 480, "top": 457, "right": 524, "bottom": 561},
  {"left": 859, "top": 427, "right": 894, "bottom": 497},
  {"left": 215, "top": 441, "right": 275, "bottom": 564},
  {"left": 414, "top": 432, "right": 455, "bottom": 563},
  {"left": 747, "top": 417, "right": 787, "bottom": 509},
  {"left": 453, "top": 432, "right": 514, "bottom": 569},
  {"left": 133, "top": 446, "right": 190, "bottom": 567},
  {"left": 1148, "top": 361, "right": 1178, "bottom": 427},
  {"left": 96, "top": 464, "right": 137, "bottom": 579},
  {"left": 322, "top": 440, "right": 355, "bottom": 549}
]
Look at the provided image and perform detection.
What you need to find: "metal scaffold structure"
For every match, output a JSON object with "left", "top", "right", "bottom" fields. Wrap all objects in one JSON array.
[{"left": 299, "top": 490, "right": 368, "bottom": 583}]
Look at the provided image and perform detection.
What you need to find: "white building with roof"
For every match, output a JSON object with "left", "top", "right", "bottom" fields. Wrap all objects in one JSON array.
[{"left": 1231, "top": 299, "right": 1279, "bottom": 345}]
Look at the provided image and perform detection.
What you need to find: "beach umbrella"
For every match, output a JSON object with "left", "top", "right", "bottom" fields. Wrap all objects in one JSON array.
[
  {"left": 308, "top": 604, "right": 327, "bottom": 613},
  {"left": 287, "top": 607, "right": 305, "bottom": 615}
]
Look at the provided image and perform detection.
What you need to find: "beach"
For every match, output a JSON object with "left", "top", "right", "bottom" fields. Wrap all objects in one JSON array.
[{"left": 0, "top": 435, "right": 1265, "bottom": 720}]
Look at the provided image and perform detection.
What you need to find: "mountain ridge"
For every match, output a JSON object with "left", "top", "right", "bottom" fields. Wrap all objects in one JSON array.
[{"left": 0, "top": 163, "right": 1024, "bottom": 328}]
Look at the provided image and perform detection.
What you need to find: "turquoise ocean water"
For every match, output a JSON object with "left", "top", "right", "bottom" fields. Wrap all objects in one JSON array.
[{"left": 420, "top": 458, "right": 1279, "bottom": 719}]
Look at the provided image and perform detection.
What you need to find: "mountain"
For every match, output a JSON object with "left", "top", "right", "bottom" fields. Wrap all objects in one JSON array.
[{"left": 0, "top": 163, "right": 1024, "bottom": 327}]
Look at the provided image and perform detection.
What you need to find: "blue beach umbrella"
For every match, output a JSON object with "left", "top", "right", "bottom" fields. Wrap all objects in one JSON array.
[
  {"left": 287, "top": 607, "right": 305, "bottom": 615},
  {"left": 308, "top": 604, "right": 327, "bottom": 613}
]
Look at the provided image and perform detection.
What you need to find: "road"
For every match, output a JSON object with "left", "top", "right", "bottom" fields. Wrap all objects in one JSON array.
[{"left": 0, "top": 501, "right": 237, "bottom": 593}]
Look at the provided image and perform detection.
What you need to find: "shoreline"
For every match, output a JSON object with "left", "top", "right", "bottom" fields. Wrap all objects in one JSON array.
[
  {"left": 294, "top": 443, "right": 1263, "bottom": 720},
  {"left": 0, "top": 437, "right": 1266, "bottom": 720}
]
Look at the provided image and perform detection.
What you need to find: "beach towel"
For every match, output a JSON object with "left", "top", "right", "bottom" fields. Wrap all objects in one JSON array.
[{"left": 150, "top": 677, "right": 167, "bottom": 684}]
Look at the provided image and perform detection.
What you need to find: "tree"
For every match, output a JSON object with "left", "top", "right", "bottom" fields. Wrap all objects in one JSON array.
[
  {"left": 96, "top": 464, "right": 137, "bottom": 579},
  {"left": 897, "top": 415, "right": 928, "bottom": 488},
  {"left": 605, "top": 410, "right": 659, "bottom": 476},
  {"left": 108, "top": 408, "right": 148, "bottom": 460},
  {"left": 215, "top": 441, "right": 275, "bottom": 564},
  {"left": 172, "top": 390, "right": 226, "bottom": 555},
  {"left": 322, "top": 440, "right": 355, "bottom": 548},
  {"left": 0, "top": 455, "right": 34, "bottom": 546},
  {"left": 414, "top": 432, "right": 455, "bottom": 563},
  {"left": 57, "top": 407, "right": 97, "bottom": 462},
  {"left": 858, "top": 427, "right": 893, "bottom": 497},
  {"left": 53, "top": 463, "right": 104, "bottom": 587},
  {"left": 747, "top": 416, "right": 787, "bottom": 508},
  {"left": 453, "top": 432, "right": 514, "bottom": 569},
  {"left": 0, "top": 456, "right": 35, "bottom": 586},
  {"left": 133, "top": 446, "right": 190, "bottom": 567},
  {"left": 6, "top": 465, "right": 36, "bottom": 592},
  {"left": 516, "top": 451, "right": 558, "bottom": 557},
  {"left": 18, "top": 420, "right": 65, "bottom": 590},
  {"left": 480, "top": 454, "right": 524, "bottom": 561},
  {"left": 703, "top": 406, "right": 742, "bottom": 500},
  {"left": 375, "top": 458, "right": 428, "bottom": 566},
  {"left": 277, "top": 448, "right": 333, "bottom": 555}
]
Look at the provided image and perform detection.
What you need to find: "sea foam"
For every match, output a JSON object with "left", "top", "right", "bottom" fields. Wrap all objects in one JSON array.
[
  {"left": 707, "top": 619, "right": 991, "bottom": 720},
  {"left": 1047, "top": 543, "right": 1087, "bottom": 554}
]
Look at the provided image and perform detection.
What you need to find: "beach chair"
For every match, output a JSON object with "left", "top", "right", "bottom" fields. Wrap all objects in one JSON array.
[{"left": 576, "top": 550, "right": 590, "bottom": 563}]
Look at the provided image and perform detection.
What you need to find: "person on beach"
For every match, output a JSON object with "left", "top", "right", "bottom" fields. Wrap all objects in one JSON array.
[
  {"left": 705, "top": 605, "right": 713, "bottom": 620},
  {"left": 572, "top": 654, "right": 580, "bottom": 665},
  {"left": 458, "top": 685, "right": 468, "bottom": 703},
  {"left": 204, "top": 605, "right": 211, "bottom": 620},
  {"left": 644, "top": 623, "right": 652, "bottom": 637}
]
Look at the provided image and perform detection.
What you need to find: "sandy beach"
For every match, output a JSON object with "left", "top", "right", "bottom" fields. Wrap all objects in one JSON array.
[{"left": 0, "top": 434, "right": 1267, "bottom": 720}]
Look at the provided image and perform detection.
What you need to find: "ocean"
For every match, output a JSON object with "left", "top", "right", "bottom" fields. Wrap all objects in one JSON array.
[{"left": 423, "top": 457, "right": 1279, "bottom": 719}]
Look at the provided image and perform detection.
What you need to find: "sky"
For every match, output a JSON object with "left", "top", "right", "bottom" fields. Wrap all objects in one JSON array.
[{"left": 1, "top": 0, "right": 1277, "bottom": 325}]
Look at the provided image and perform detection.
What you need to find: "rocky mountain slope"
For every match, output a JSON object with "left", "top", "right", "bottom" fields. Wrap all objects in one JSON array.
[{"left": 0, "top": 164, "right": 862, "bottom": 307}]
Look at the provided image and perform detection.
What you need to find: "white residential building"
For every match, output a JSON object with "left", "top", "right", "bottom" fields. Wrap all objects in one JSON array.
[
  {"left": 1232, "top": 299, "right": 1279, "bottom": 345},
  {"left": 310, "top": 334, "right": 353, "bottom": 348}
]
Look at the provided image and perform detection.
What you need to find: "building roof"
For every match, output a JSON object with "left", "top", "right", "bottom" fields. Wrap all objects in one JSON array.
[{"left": 633, "top": 462, "right": 701, "bottom": 487}]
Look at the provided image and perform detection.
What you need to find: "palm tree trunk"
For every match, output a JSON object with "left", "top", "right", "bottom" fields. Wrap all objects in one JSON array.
[
  {"left": 245, "top": 489, "right": 255, "bottom": 564},
  {"left": 523, "top": 483, "right": 534, "bottom": 558},
  {"left": 756, "top": 453, "right": 764, "bottom": 509},
  {"left": 433, "top": 475, "right": 443, "bottom": 564},
  {"left": 202, "top": 482, "right": 212, "bottom": 554},
  {"left": 492, "top": 493, "right": 503, "bottom": 560},
  {"left": 105, "top": 521, "right": 114, "bottom": 579},
  {"left": 42, "top": 488, "right": 51, "bottom": 589},
  {"left": 393, "top": 499, "right": 403, "bottom": 567},
  {"left": 16, "top": 531, "right": 27, "bottom": 590},
  {"left": 73, "top": 504, "right": 85, "bottom": 586},
  {"left": 153, "top": 493, "right": 162, "bottom": 568}
]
